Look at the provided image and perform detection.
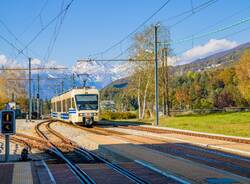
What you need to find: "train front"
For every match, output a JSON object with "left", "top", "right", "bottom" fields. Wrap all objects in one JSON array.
[{"left": 74, "top": 93, "right": 99, "bottom": 126}]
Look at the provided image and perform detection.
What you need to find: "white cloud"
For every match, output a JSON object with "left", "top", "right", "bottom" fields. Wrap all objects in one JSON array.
[
  {"left": 0, "top": 54, "right": 22, "bottom": 67},
  {"left": 0, "top": 55, "right": 8, "bottom": 65},
  {"left": 31, "top": 58, "right": 42, "bottom": 65},
  {"left": 171, "top": 39, "right": 238, "bottom": 65}
]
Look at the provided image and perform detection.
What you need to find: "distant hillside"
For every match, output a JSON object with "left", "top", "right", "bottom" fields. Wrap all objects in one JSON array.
[
  {"left": 100, "top": 77, "right": 129, "bottom": 99},
  {"left": 174, "top": 42, "right": 250, "bottom": 75},
  {"left": 101, "top": 42, "right": 250, "bottom": 93}
]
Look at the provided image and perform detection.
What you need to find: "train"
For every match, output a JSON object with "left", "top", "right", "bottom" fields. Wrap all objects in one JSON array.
[{"left": 51, "top": 87, "right": 99, "bottom": 126}]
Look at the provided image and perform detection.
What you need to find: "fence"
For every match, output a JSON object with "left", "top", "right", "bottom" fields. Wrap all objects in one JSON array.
[{"left": 168, "top": 107, "right": 250, "bottom": 116}]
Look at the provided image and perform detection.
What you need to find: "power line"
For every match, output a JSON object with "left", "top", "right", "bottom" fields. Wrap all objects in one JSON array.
[
  {"left": 173, "top": 25, "right": 250, "bottom": 60},
  {"left": 90, "top": 0, "right": 171, "bottom": 58},
  {"left": 168, "top": 16, "right": 250, "bottom": 45},
  {"left": 14, "top": 0, "right": 75, "bottom": 59},
  {"left": 94, "top": 0, "right": 218, "bottom": 62},
  {"left": 0, "top": 34, "right": 28, "bottom": 58},
  {"left": 6, "top": 77, "right": 68, "bottom": 81},
  {"left": 221, "top": 25, "right": 250, "bottom": 39},
  {"left": 18, "top": 0, "right": 49, "bottom": 38},
  {"left": 0, "top": 19, "right": 43, "bottom": 58},
  {"left": 44, "top": 0, "right": 71, "bottom": 63},
  {"left": 168, "top": 0, "right": 218, "bottom": 28},
  {"left": 181, "top": 4, "right": 250, "bottom": 41},
  {"left": 0, "top": 67, "right": 68, "bottom": 71},
  {"left": 77, "top": 59, "right": 153, "bottom": 62},
  {"left": 159, "top": 0, "right": 217, "bottom": 25}
]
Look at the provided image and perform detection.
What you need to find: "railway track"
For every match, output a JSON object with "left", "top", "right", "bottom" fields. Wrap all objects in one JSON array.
[
  {"left": 56, "top": 121, "right": 250, "bottom": 178},
  {"left": 35, "top": 120, "right": 152, "bottom": 184}
]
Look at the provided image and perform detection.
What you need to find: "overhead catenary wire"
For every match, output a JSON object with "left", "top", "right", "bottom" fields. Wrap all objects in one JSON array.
[
  {"left": 18, "top": 0, "right": 49, "bottom": 38},
  {"left": 90, "top": 0, "right": 171, "bottom": 58},
  {"left": 168, "top": 16, "right": 250, "bottom": 45},
  {"left": 77, "top": 59, "right": 153, "bottom": 62},
  {"left": 174, "top": 25, "right": 250, "bottom": 57},
  {"left": 44, "top": 0, "right": 71, "bottom": 64},
  {"left": 0, "top": 19, "right": 43, "bottom": 58},
  {"left": 180, "top": 4, "right": 250, "bottom": 42},
  {"left": 90, "top": 17, "right": 250, "bottom": 64},
  {"left": 14, "top": 0, "right": 75, "bottom": 59},
  {"left": 168, "top": 0, "right": 219, "bottom": 28},
  {"left": 92, "top": 0, "right": 219, "bottom": 63},
  {"left": 0, "top": 33, "right": 28, "bottom": 58},
  {"left": 220, "top": 25, "right": 250, "bottom": 39},
  {"left": 159, "top": 0, "right": 216, "bottom": 24},
  {"left": 0, "top": 0, "right": 48, "bottom": 59},
  {"left": 0, "top": 67, "right": 68, "bottom": 71},
  {"left": 6, "top": 77, "right": 68, "bottom": 81}
]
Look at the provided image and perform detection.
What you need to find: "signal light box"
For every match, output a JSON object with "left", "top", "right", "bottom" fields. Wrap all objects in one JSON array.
[{"left": 0, "top": 110, "right": 16, "bottom": 135}]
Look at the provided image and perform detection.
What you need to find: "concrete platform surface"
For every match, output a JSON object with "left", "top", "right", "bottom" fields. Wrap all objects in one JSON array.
[
  {"left": 0, "top": 162, "right": 34, "bottom": 184},
  {"left": 52, "top": 123, "right": 250, "bottom": 184}
]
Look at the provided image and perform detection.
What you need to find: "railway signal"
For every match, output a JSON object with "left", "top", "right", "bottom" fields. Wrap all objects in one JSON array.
[
  {"left": 0, "top": 110, "right": 16, "bottom": 162},
  {"left": 1, "top": 110, "right": 16, "bottom": 135}
]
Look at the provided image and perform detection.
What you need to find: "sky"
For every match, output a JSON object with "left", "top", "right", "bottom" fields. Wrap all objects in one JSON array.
[{"left": 1, "top": 0, "right": 250, "bottom": 68}]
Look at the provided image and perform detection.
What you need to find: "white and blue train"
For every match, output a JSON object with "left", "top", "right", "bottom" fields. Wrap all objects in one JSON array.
[{"left": 51, "top": 87, "right": 99, "bottom": 126}]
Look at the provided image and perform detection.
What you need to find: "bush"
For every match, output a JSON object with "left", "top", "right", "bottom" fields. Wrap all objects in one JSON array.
[{"left": 100, "top": 111, "right": 137, "bottom": 120}]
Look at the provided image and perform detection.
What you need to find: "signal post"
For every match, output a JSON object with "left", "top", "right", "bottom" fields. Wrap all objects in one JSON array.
[{"left": 0, "top": 110, "right": 16, "bottom": 162}]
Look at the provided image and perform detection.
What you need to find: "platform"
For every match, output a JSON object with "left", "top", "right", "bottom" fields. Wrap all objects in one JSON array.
[{"left": 0, "top": 162, "right": 34, "bottom": 184}]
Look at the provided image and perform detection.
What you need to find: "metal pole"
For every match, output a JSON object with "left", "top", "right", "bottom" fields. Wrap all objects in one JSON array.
[
  {"left": 28, "top": 58, "right": 32, "bottom": 121},
  {"left": 72, "top": 73, "right": 75, "bottom": 88},
  {"left": 5, "top": 135, "right": 10, "bottom": 162},
  {"left": 161, "top": 48, "right": 166, "bottom": 116},
  {"left": 165, "top": 48, "right": 170, "bottom": 117},
  {"left": 37, "top": 73, "right": 40, "bottom": 119},
  {"left": 154, "top": 26, "right": 159, "bottom": 126},
  {"left": 61, "top": 80, "right": 64, "bottom": 93}
]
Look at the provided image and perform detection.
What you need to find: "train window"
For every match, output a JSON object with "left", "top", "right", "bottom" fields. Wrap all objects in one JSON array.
[
  {"left": 57, "top": 101, "right": 61, "bottom": 112},
  {"left": 64, "top": 100, "right": 67, "bottom": 112},
  {"left": 72, "top": 98, "right": 75, "bottom": 108},
  {"left": 67, "top": 98, "right": 71, "bottom": 109},
  {"left": 75, "top": 94, "right": 98, "bottom": 110},
  {"left": 62, "top": 100, "right": 66, "bottom": 112},
  {"left": 62, "top": 100, "right": 64, "bottom": 112},
  {"left": 54, "top": 102, "right": 57, "bottom": 112}
]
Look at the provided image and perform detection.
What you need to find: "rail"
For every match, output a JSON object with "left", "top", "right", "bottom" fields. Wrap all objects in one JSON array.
[
  {"left": 48, "top": 120, "right": 150, "bottom": 184},
  {"left": 35, "top": 121, "right": 96, "bottom": 184}
]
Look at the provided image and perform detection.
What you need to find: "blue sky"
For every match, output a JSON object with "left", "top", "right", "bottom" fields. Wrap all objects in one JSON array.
[{"left": 1, "top": 0, "right": 250, "bottom": 67}]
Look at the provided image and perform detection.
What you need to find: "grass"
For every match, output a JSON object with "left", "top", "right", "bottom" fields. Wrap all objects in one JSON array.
[{"left": 108, "top": 112, "right": 250, "bottom": 138}]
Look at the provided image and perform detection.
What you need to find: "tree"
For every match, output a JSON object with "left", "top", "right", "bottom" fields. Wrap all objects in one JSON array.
[
  {"left": 0, "top": 70, "right": 27, "bottom": 110},
  {"left": 129, "top": 24, "right": 171, "bottom": 119},
  {"left": 236, "top": 50, "right": 250, "bottom": 102}
]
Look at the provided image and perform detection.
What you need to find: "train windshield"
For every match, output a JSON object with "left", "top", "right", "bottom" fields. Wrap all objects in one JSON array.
[{"left": 75, "top": 94, "right": 98, "bottom": 110}]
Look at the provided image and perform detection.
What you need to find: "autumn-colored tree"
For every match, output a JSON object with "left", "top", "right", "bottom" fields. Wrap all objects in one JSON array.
[
  {"left": 0, "top": 70, "right": 27, "bottom": 110},
  {"left": 236, "top": 50, "right": 250, "bottom": 101}
]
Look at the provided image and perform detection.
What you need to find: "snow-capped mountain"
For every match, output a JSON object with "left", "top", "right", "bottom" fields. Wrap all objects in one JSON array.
[
  {"left": 72, "top": 60, "right": 132, "bottom": 88},
  {"left": 109, "top": 62, "right": 134, "bottom": 81}
]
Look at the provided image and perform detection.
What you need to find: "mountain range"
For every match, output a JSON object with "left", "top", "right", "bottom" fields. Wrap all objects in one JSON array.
[
  {"left": 102, "top": 42, "right": 250, "bottom": 91},
  {"left": 37, "top": 41, "right": 250, "bottom": 98}
]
